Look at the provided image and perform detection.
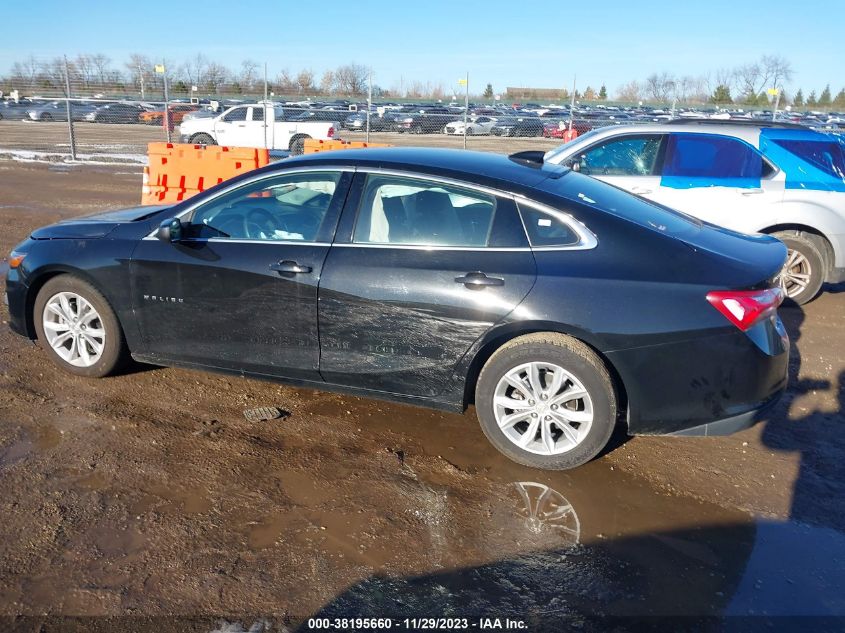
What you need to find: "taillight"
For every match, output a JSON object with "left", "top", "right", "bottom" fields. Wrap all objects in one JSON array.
[
  {"left": 706, "top": 288, "right": 784, "bottom": 332},
  {"left": 328, "top": 126, "right": 335, "bottom": 138}
]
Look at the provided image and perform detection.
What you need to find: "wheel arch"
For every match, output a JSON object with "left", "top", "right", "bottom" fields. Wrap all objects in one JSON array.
[
  {"left": 288, "top": 133, "right": 311, "bottom": 152},
  {"left": 758, "top": 223, "right": 836, "bottom": 277},
  {"left": 460, "top": 322, "right": 629, "bottom": 427},
  {"left": 23, "top": 265, "right": 121, "bottom": 341}
]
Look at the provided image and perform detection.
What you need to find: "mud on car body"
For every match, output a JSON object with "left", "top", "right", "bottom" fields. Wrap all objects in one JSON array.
[{"left": 5, "top": 148, "right": 789, "bottom": 470}]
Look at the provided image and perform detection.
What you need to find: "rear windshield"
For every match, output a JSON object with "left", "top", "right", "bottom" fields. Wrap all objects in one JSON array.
[
  {"left": 538, "top": 171, "right": 701, "bottom": 237},
  {"left": 771, "top": 139, "right": 845, "bottom": 179}
]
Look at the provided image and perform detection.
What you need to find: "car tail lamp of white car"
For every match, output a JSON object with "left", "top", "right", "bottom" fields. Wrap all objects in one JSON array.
[
  {"left": 328, "top": 126, "right": 335, "bottom": 138},
  {"left": 706, "top": 288, "right": 784, "bottom": 332}
]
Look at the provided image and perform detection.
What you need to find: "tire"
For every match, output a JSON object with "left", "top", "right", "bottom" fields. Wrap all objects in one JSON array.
[
  {"left": 412, "top": 124, "right": 423, "bottom": 135},
  {"left": 41, "top": 113, "right": 53, "bottom": 122},
  {"left": 190, "top": 133, "right": 216, "bottom": 146},
  {"left": 773, "top": 231, "right": 825, "bottom": 305},
  {"left": 475, "top": 333, "right": 617, "bottom": 470},
  {"left": 289, "top": 135, "right": 309, "bottom": 155},
  {"left": 33, "top": 275, "right": 128, "bottom": 378}
]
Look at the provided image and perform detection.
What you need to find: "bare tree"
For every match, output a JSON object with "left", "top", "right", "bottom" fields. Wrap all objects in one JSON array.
[
  {"left": 334, "top": 64, "right": 368, "bottom": 95},
  {"left": 90, "top": 54, "right": 112, "bottom": 86},
  {"left": 296, "top": 69, "right": 315, "bottom": 93},
  {"left": 616, "top": 80, "right": 641, "bottom": 103},
  {"left": 644, "top": 71, "right": 676, "bottom": 102},
  {"left": 319, "top": 70, "right": 336, "bottom": 95},
  {"left": 735, "top": 55, "right": 793, "bottom": 100},
  {"left": 239, "top": 59, "right": 259, "bottom": 92},
  {"left": 184, "top": 53, "right": 208, "bottom": 91},
  {"left": 125, "top": 53, "right": 154, "bottom": 95},
  {"left": 204, "top": 62, "right": 230, "bottom": 92},
  {"left": 276, "top": 69, "right": 295, "bottom": 93},
  {"left": 75, "top": 54, "right": 93, "bottom": 88}
]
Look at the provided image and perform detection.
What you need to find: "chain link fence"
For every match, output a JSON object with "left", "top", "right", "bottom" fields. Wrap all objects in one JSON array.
[{"left": 1, "top": 55, "right": 842, "bottom": 164}]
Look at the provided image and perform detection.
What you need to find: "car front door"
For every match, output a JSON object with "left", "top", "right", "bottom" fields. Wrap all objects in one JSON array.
[
  {"left": 654, "top": 132, "right": 785, "bottom": 231},
  {"left": 130, "top": 168, "right": 352, "bottom": 379},
  {"left": 214, "top": 106, "right": 249, "bottom": 145},
  {"left": 575, "top": 133, "right": 666, "bottom": 199},
  {"left": 318, "top": 172, "right": 537, "bottom": 400}
]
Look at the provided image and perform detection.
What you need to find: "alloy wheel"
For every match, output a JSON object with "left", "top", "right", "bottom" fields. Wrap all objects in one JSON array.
[
  {"left": 42, "top": 291, "right": 106, "bottom": 367},
  {"left": 779, "top": 248, "right": 812, "bottom": 299},
  {"left": 493, "top": 361, "right": 594, "bottom": 455}
]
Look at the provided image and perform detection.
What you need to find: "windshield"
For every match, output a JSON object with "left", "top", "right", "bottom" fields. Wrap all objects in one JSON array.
[{"left": 544, "top": 128, "right": 607, "bottom": 162}]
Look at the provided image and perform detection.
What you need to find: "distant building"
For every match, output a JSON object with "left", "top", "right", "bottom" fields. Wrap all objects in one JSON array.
[{"left": 506, "top": 87, "right": 568, "bottom": 100}]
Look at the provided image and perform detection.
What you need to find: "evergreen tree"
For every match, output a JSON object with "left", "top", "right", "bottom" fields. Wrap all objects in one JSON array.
[
  {"left": 833, "top": 88, "right": 845, "bottom": 109},
  {"left": 483, "top": 83, "right": 493, "bottom": 99},
  {"left": 807, "top": 90, "right": 817, "bottom": 107},
  {"left": 818, "top": 84, "right": 832, "bottom": 106},
  {"left": 598, "top": 84, "right": 607, "bottom": 100},
  {"left": 792, "top": 89, "right": 804, "bottom": 107},
  {"left": 711, "top": 84, "right": 732, "bottom": 104},
  {"left": 583, "top": 86, "right": 596, "bottom": 100}
]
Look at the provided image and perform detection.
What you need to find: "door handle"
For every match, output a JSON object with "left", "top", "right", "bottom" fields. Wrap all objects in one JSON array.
[
  {"left": 741, "top": 188, "right": 765, "bottom": 195},
  {"left": 455, "top": 272, "right": 504, "bottom": 288},
  {"left": 631, "top": 187, "right": 652, "bottom": 195},
  {"left": 269, "top": 260, "right": 312, "bottom": 274}
]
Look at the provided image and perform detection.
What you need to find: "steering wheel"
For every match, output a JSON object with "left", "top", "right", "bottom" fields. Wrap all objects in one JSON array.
[{"left": 243, "top": 208, "right": 281, "bottom": 239}]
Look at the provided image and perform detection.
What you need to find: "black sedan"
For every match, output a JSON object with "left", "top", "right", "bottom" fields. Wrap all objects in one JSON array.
[
  {"left": 84, "top": 103, "right": 146, "bottom": 124},
  {"left": 490, "top": 116, "right": 545, "bottom": 137},
  {"left": 4, "top": 148, "right": 789, "bottom": 470}
]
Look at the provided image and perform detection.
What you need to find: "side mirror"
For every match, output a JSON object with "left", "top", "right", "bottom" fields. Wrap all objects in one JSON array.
[
  {"left": 565, "top": 158, "right": 581, "bottom": 173},
  {"left": 157, "top": 217, "right": 182, "bottom": 243}
]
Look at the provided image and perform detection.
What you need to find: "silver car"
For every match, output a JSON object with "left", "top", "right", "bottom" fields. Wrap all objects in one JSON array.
[
  {"left": 544, "top": 120, "right": 845, "bottom": 304},
  {"left": 26, "top": 101, "right": 99, "bottom": 122}
]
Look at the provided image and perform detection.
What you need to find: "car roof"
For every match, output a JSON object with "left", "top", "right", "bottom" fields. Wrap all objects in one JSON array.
[
  {"left": 554, "top": 121, "right": 831, "bottom": 146},
  {"left": 281, "top": 147, "right": 568, "bottom": 190}
]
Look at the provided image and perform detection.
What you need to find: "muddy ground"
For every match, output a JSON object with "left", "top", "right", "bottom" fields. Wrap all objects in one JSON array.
[{"left": 1, "top": 161, "right": 844, "bottom": 630}]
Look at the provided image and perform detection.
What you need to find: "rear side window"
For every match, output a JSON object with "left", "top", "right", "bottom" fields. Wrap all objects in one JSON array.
[
  {"left": 770, "top": 139, "right": 845, "bottom": 179},
  {"left": 251, "top": 107, "right": 265, "bottom": 121},
  {"left": 662, "top": 133, "right": 765, "bottom": 186},
  {"left": 517, "top": 203, "right": 580, "bottom": 246},
  {"left": 354, "top": 175, "right": 496, "bottom": 247}
]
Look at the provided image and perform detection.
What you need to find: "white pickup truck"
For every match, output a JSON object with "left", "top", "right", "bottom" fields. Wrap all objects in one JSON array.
[{"left": 178, "top": 102, "right": 340, "bottom": 154}]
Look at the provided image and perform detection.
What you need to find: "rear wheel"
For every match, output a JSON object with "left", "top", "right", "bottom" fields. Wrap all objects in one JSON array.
[
  {"left": 41, "top": 113, "right": 53, "bottom": 122},
  {"left": 33, "top": 275, "right": 128, "bottom": 378},
  {"left": 289, "top": 135, "right": 310, "bottom": 155},
  {"left": 190, "top": 133, "right": 216, "bottom": 146},
  {"left": 475, "top": 333, "right": 617, "bottom": 470},
  {"left": 774, "top": 231, "right": 825, "bottom": 305}
]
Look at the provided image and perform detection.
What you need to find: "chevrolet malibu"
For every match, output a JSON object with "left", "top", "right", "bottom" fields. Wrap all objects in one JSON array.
[{"left": 4, "top": 148, "right": 789, "bottom": 470}]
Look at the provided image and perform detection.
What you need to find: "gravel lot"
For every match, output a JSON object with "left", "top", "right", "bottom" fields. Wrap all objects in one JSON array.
[{"left": 1, "top": 161, "right": 844, "bottom": 629}]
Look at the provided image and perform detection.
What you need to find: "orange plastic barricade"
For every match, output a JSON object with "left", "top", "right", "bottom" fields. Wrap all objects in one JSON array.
[
  {"left": 141, "top": 142, "right": 270, "bottom": 205},
  {"left": 562, "top": 128, "right": 579, "bottom": 143},
  {"left": 303, "top": 139, "right": 391, "bottom": 154}
]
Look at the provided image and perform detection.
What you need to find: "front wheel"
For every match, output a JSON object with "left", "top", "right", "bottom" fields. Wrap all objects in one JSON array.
[
  {"left": 33, "top": 275, "right": 128, "bottom": 378},
  {"left": 475, "top": 333, "right": 617, "bottom": 470},
  {"left": 774, "top": 231, "right": 825, "bottom": 305},
  {"left": 190, "top": 133, "right": 216, "bottom": 146}
]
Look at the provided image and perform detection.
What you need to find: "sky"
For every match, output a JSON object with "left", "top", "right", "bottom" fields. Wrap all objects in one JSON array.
[{"left": 1, "top": 0, "right": 842, "bottom": 97}]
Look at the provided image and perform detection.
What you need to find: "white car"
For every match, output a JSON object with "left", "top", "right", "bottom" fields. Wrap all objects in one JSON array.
[
  {"left": 543, "top": 120, "right": 845, "bottom": 304},
  {"left": 443, "top": 116, "right": 497, "bottom": 136},
  {"left": 179, "top": 101, "right": 339, "bottom": 155}
]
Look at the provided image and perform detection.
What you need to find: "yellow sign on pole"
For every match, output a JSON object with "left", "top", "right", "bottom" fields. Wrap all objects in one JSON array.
[
  {"left": 457, "top": 78, "right": 467, "bottom": 86},
  {"left": 154, "top": 65, "right": 165, "bottom": 74},
  {"left": 767, "top": 88, "right": 779, "bottom": 96}
]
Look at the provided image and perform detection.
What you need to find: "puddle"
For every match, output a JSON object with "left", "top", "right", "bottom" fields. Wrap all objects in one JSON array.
[
  {"left": 0, "top": 425, "right": 61, "bottom": 468},
  {"left": 145, "top": 484, "right": 213, "bottom": 514}
]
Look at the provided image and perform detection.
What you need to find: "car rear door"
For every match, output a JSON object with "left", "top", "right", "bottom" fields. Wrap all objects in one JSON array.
[
  {"left": 654, "top": 132, "right": 785, "bottom": 232},
  {"left": 130, "top": 168, "right": 352, "bottom": 379},
  {"left": 317, "top": 171, "right": 537, "bottom": 400}
]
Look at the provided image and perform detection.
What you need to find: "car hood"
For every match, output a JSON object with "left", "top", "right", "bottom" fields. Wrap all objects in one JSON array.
[{"left": 31, "top": 205, "right": 170, "bottom": 239}]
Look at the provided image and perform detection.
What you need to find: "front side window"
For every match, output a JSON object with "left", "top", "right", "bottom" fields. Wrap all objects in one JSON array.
[
  {"left": 223, "top": 107, "right": 248, "bottom": 122},
  {"left": 662, "top": 133, "right": 764, "bottom": 185},
  {"left": 579, "top": 135, "right": 663, "bottom": 176},
  {"left": 353, "top": 175, "right": 496, "bottom": 247},
  {"left": 187, "top": 171, "right": 341, "bottom": 241}
]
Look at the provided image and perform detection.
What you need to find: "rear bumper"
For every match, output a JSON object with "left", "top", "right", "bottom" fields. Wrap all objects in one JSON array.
[
  {"left": 669, "top": 390, "right": 782, "bottom": 436},
  {"left": 607, "top": 316, "right": 789, "bottom": 436}
]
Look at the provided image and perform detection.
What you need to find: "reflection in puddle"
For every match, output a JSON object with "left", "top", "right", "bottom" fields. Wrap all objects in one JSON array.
[{"left": 512, "top": 482, "right": 580, "bottom": 545}]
